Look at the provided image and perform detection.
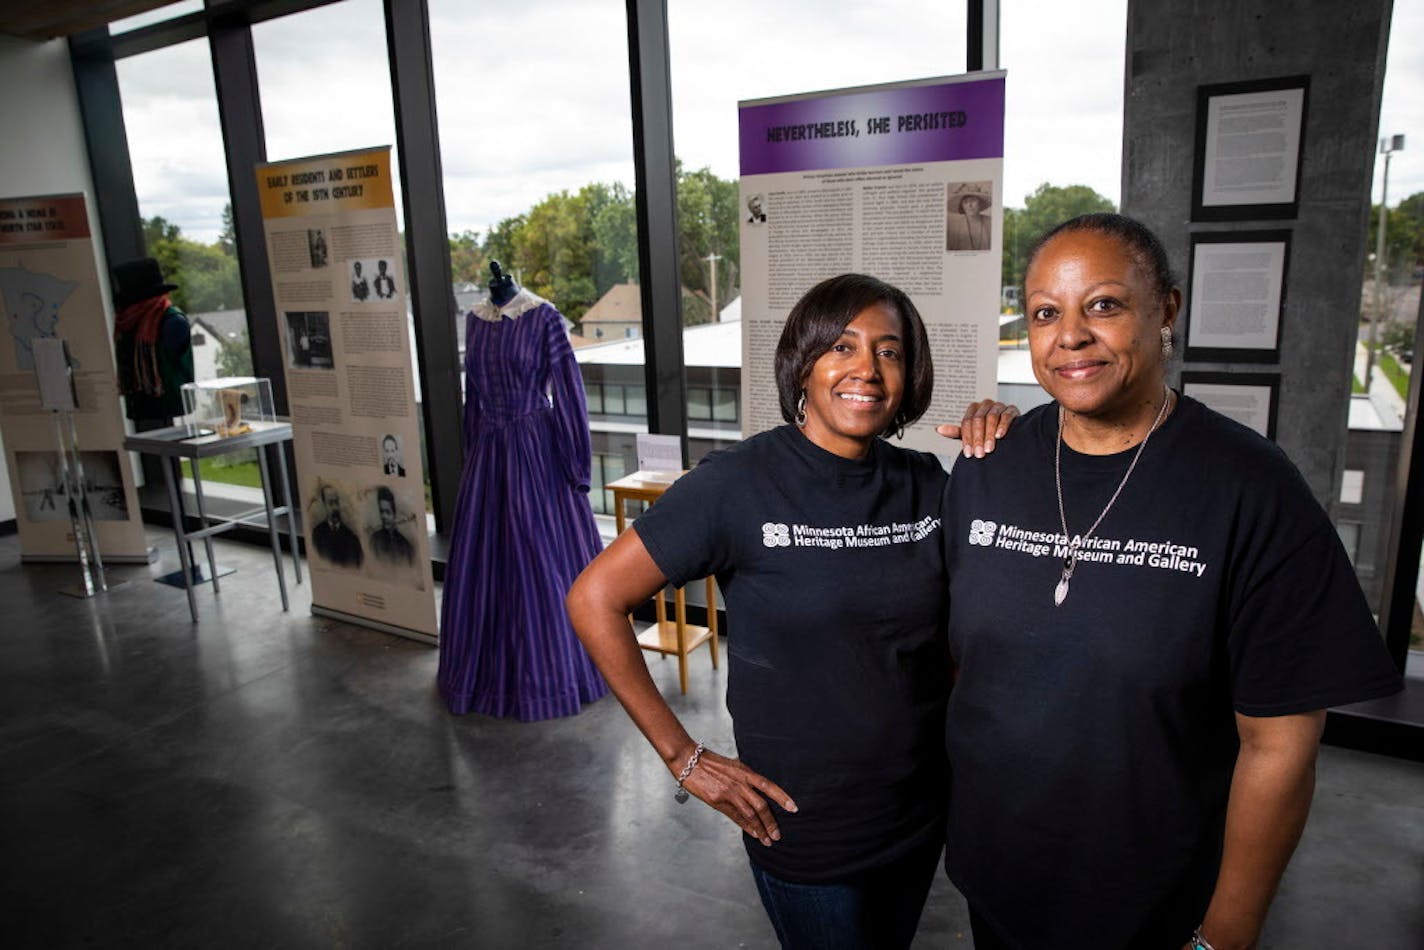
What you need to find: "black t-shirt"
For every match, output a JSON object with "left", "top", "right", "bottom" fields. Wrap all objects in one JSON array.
[
  {"left": 942, "top": 396, "right": 1402, "bottom": 949},
  {"left": 634, "top": 425, "right": 950, "bottom": 883}
]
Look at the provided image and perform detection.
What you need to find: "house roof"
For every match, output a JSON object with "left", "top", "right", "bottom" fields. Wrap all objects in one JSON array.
[
  {"left": 190, "top": 308, "right": 247, "bottom": 343},
  {"left": 574, "top": 316, "right": 742, "bottom": 368},
  {"left": 580, "top": 282, "right": 642, "bottom": 324}
]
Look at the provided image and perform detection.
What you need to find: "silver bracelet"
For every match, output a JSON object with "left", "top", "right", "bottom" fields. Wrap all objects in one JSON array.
[
  {"left": 673, "top": 742, "right": 705, "bottom": 803},
  {"left": 1190, "top": 927, "right": 1216, "bottom": 950}
]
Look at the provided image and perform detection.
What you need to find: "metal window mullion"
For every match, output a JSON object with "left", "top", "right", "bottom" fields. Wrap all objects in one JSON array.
[
  {"left": 69, "top": 29, "right": 146, "bottom": 274},
  {"left": 207, "top": 8, "right": 287, "bottom": 418},
  {"left": 625, "top": 0, "right": 688, "bottom": 466},
  {"left": 384, "top": 0, "right": 461, "bottom": 531},
  {"left": 1377, "top": 291, "right": 1424, "bottom": 672}
]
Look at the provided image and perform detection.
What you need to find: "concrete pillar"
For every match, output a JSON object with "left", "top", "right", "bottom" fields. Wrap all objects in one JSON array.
[{"left": 1122, "top": 0, "right": 1393, "bottom": 503}]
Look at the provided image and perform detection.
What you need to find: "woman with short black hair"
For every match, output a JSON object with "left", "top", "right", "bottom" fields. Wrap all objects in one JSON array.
[
  {"left": 568, "top": 273, "right": 1010, "bottom": 949},
  {"left": 942, "top": 213, "right": 1401, "bottom": 950}
]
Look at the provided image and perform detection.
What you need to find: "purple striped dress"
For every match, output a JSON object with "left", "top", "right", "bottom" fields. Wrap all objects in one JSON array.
[{"left": 437, "top": 290, "right": 609, "bottom": 719}]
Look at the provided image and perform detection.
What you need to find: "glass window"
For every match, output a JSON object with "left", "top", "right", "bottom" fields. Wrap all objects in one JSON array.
[
  {"left": 1340, "top": 469, "right": 1366, "bottom": 505},
  {"left": 252, "top": 0, "right": 401, "bottom": 222},
  {"left": 667, "top": 3, "right": 1130, "bottom": 464},
  {"left": 669, "top": 4, "right": 985, "bottom": 465},
  {"left": 625, "top": 384, "right": 647, "bottom": 418},
  {"left": 584, "top": 381, "right": 604, "bottom": 414},
  {"left": 713, "top": 388, "right": 738, "bottom": 423},
  {"left": 687, "top": 387, "right": 711, "bottom": 421},
  {"left": 1347, "top": 3, "right": 1420, "bottom": 680},
  {"left": 115, "top": 38, "right": 258, "bottom": 494},
  {"left": 429, "top": 1, "right": 645, "bottom": 522},
  {"left": 1336, "top": 522, "right": 1362, "bottom": 566},
  {"left": 109, "top": 1, "right": 204, "bottom": 35},
  {"left": 592, "top": 451, "right": 627, "bottom": 516},
  {"left": 251, "top": 0, "right": 427, "bottom": 511}
]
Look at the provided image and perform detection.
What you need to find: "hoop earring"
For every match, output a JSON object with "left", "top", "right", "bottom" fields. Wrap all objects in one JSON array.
[
  {"left": 893, "top": 413, "right": 905, "bottom": 440},
  {"left": 1160, "top": 325, "right": 1174, "bottom": 360},
  {"left": 795, "top": 391, "right": 807, "bottom": 427}
]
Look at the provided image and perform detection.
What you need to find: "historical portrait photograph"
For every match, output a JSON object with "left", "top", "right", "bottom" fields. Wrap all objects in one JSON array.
[
  {"left": 381, "top": 433, "right": 406, "bottom": 477},
  {"left": 946, "top": 181, "right": 994, "bottom": 252},
  {"left": 15, "top": 450, "right": 128, "bottom": 523},
  {"left": 367, "top": 484, "right": 416, "bottom": 568},
  {"left": 284, "top": 311, "right": 334, "bottom": 370},
  {"left": 307, "top": 228, "right": 328, "bottom": 269},
  {"left": 308, "top": 480, "right": 365, "bottom": 570}
]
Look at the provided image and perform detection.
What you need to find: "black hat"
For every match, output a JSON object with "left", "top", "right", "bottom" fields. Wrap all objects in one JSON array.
[{"left": 111, "top": 258, "right": 178, "bottom": 308}]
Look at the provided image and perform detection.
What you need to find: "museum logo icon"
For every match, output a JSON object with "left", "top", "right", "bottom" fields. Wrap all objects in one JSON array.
[
  {"left": 968, "top": 519, "right": 998, "bottom": 546},
  {"left": 762, "top": 522, "right": 791, "bottom": 547}
]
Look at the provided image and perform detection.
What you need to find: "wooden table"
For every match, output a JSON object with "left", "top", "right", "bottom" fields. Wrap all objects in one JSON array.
[{"left": 606, "top": 471, "right": 719, "bottom": 694}]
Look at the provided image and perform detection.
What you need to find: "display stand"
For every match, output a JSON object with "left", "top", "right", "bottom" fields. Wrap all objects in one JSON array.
[
  {"left": 123, "top": 421, "right": 301, "bottom": 623},
  {"left": 31, "top": 338, "right": 127, "bottom": 599},
  {"left": 607, "top": 471, "right": 719, "bottom": 694},
  {"left": 51, "top": 409, "right": 127, "bottom": 599}
]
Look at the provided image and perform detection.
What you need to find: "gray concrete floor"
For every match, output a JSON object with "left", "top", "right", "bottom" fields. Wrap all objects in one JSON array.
[{"left": 0, "top": 532, "right": 1419, "bottom": 948}]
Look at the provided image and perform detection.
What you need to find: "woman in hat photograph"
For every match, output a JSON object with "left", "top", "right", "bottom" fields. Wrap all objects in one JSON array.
[{"left": 947, "top": 181, "right": 994, "bottom": 252}]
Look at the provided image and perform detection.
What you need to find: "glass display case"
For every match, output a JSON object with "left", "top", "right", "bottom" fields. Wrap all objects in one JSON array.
[{"left": 181, "top": 376, "right": 275, "bottom": 437}]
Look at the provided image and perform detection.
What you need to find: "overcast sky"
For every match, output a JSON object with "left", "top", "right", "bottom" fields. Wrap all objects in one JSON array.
[{"left": 112, "top": 0, "right": 1421, "bottom": 245}]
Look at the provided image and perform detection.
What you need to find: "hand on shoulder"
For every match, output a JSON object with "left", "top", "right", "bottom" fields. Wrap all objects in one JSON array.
[{"left": 936, "top": 399, "right": 1019, "bottom": 458}]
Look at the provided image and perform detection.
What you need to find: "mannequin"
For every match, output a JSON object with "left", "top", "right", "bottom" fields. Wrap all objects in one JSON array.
[
  {"left": 487, "top": 260, "right": 518, "bottom": 306},
  {"left": 111, "top": 257, "right": 195, "bottom": 423},
  {"left": 437, "top": 265, "right": 608, "bottom": 720}
]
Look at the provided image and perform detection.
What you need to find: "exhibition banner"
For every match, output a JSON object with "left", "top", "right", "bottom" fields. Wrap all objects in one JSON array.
[
  {"left": 0, "top": 192, "right": 148, "bottom": 560},
  {"left": 255, "top": 147, "right": 437, "bottom": 641},
  {"left": 739, "top": 73, "right": 1006, "bottom": 454}
]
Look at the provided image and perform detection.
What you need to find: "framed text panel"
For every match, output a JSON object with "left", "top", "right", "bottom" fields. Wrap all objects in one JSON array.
[
  {"left": 1182, "top": 371, "right": 1280, "bottom": 440},
  {"left": 1184, "top": 230, "right": 1290, "bottom": 362},
  {"left": 1191, "top": 76, "right": 1308, "bottom": 221}
]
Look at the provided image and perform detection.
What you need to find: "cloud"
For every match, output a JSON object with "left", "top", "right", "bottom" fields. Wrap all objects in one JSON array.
[
  {"left": 109, "top": 0, "right": 1419, "bottom": 250},
  {"left": 1375, "top": 3, "right": 1424, "bottom": 202}
]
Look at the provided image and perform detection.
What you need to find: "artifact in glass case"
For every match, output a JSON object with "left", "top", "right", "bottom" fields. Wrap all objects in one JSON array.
[{"left": 181, "top": 376, "right": 275, "bottom": 437}]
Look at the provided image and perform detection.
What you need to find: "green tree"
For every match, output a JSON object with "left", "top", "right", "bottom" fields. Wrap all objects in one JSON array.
[
  {"left": 676, "top": 163, "right": 740, "bottom": 323},
  {"left": 216, "top": 329, "right": 254, "bottom": 377},
  {"left": 512, "top": 188, "right": 599, "bottom": 319},
  {"left": 1367, "top": 191, "right": 1424, "bottom": 281},
  {"left": 141, "top": 216, "right": 241, "bottom": 313},
  {"left": 218, "top": 203, "right": 236, "bottom": 257},
  {"left": 448, "top": 229, "right": 488, "bottom": 284},
  {"left": 1001, "top": 183, "right": 1116, "bottom": 290},
  {"left": 464, "top": 164, "right": 739, "bottom": 326},
  {"left": 481, "top": 214, "right": 525, "bottom": 284},
  {"left": 590, "top": 181, "right": 639, "bottom": 292}
]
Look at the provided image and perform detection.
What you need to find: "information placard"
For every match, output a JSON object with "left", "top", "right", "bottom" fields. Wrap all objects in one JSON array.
[
  {"left": 738, "top": 74, "right": 1006, "bottom": 455},
  {"left": 255, "top": 148, "right": 437, "bottom": 641},
  {"left": 0, "top": 192, "right": 147, "bottom": 560}
]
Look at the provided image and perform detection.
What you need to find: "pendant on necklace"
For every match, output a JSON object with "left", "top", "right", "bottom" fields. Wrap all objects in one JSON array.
[{"left": 1054, "top": 552, "right": 1076, "bottom": 607}]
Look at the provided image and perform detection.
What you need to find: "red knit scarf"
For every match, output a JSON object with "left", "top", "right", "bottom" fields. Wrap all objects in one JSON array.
[{"left": 114, "top": 294, "right": 171, "bottom": 396}]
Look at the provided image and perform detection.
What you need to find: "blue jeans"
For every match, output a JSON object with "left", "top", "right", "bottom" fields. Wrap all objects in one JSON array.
[{"left": 749, "top": 837, "right": 942, "bottom": 950}]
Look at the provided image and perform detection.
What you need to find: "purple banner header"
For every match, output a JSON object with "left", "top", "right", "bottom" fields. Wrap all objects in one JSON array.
[{"left": 739, "top": 76, "right": 1004, "bottom": 176}]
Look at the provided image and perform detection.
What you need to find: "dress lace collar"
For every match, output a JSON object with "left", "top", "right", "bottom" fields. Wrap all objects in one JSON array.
[{"left": 472, "top": 288, "right": 548, "bottom": 322}]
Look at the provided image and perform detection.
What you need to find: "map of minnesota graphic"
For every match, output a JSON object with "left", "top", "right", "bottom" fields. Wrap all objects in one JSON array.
[{"left": 0, "top": 264, "right": 80, "bottom": 371}]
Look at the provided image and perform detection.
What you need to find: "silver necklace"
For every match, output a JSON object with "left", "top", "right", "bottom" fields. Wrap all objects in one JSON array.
[{"left": 1053, "top": 385, "right": 1172, "bottom": 606}]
